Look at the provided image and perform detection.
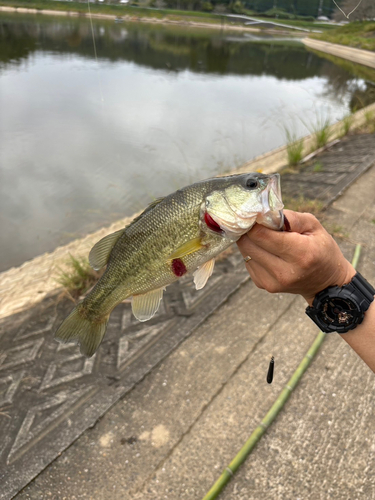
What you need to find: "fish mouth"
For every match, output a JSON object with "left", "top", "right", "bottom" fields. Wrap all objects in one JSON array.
[
  {"left": 204, "top": 173, "right": 284, "bottom": 239},
  {"left": 256, "top": 174, "right": 284, "bottom": 230}
]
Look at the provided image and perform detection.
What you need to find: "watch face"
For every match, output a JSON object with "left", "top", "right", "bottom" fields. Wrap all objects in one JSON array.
[{"left": 321, "top": 297, "right": 360, "bottom": 327}]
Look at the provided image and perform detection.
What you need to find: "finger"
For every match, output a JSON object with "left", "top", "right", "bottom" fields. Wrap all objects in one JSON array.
[
  {"left": 282, "top": 210, "right": 321, "bottom": 234},
  {"left": 237, "top": 236, "right": 285, "bottom": 268},
  {"left": 242, "top": 211, "right": 320, "bottom": 258},
  {"left": 243, "top": 259, "right": 283, "bottom": 294}
]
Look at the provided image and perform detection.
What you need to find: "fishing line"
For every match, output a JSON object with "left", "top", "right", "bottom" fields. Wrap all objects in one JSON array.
[
  {"left": 87, "top": 0, "right": 104, "bottom": 103},
  {"left": 267, "top": 214, "right": 291, "bottom": 384},
  {"left": 266, "top": 296, "right": 278, "bottom": 385}
]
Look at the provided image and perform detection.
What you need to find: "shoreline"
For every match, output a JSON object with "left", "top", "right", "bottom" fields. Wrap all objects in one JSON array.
[
  {"left": 1, "top": 102, "right": 374, "bottom": 321},
  {"left": 0, "top": 5, "right": 305, "bottom": 35}
]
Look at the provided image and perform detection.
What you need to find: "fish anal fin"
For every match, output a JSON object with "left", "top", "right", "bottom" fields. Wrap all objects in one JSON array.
[
  {"left": 132, "top": 287, "right": 164, "bottom": 322},
  {"left": 89, "top": 229, "right": 124, "bottom": 271},
  {"left": 168, "top": 238, "right": 204, "bottom": 261},
  {"left": 193, "top": 258, "right": 215, "bottom": 290}
]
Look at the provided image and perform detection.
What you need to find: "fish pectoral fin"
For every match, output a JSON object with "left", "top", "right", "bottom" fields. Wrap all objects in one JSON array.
[
  {"left": 132, "top": 288, "right": 165, "bottom": 322},
  {"left": 168, "top": 238, "right": 204, "bottom": 261},
  {"left": 89, "top": 229, "right": 125, "bottom": 271},
  {"left": 193, "top": 258, "right": 215, "bottom": 290}
]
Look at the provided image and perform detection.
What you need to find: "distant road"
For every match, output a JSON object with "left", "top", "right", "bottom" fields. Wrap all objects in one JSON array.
[{"left": 302, "top": 38, "right": 375, "bottom": 69}]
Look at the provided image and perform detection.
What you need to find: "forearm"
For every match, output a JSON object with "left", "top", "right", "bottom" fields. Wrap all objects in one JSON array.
[{"left": 338, "top": 299, "right": 375, "bottom": 373}]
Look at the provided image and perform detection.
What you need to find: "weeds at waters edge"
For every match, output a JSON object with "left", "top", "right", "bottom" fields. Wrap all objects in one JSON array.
[
  {"left": 283, "top": 127, "right": 304, "bottom": 167},
  {"left": 341, "top": 113, "right": 353, "bottom": 137},
  {"left": 57, "top": 254, "right": 101, "bottom": 300},
  {"left": 364, "top": 110, "right": 375, "bottom": 133},
  {"left": 305, "top": 115, "right": 331, "bottom": 151}
]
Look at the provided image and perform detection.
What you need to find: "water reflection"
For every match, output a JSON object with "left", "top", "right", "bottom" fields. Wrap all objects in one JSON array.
[{"left": 0, "top": 14, "right": 374, "bottom": 272}]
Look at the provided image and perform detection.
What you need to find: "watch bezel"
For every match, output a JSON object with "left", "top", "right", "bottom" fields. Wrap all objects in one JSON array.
[{"left": 306, "top": 286, "right": 364, "bottom": 333}]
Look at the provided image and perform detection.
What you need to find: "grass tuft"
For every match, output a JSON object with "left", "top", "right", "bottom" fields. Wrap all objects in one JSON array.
[
  {"left": 284, "top": 127, "right": 304, "bottom": 167},
  {"left": 57, "top": 254, "right": 101, "bottom": 299},
  {"left": 313, "top": 161, "right": 323, "bottom": 172},
  {"left": 341, "top": 113, "right": 353, "bottom": 137},
  {"left": 311, "top": 116, "right": 331, "bottom": 150}
]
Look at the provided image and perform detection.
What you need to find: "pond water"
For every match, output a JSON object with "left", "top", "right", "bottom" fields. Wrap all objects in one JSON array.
[{"left": 0, "top": 13, "right": 374, "bottom": 272}]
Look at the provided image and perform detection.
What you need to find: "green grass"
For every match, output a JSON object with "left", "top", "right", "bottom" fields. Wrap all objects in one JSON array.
[
  {"left": 284, "top": 127, "right": 304, "bottom": 166},
  {"left": 313, "top": 161, "right": 323, "bottom": 172},
  {"left": 0, "top": 0, "right": 226, "bottom": 24},
  {"left": 341, "top": 113, "right": 353, "bottom": 136},
  {"left": 311, "top": 21, "right": 375, "bottom": 52},
  {"left": 363, "top": 109, "right": 375, "bottom": 133},
  {"left": 365, "top": 109, "right": 374, "bottom": 124},
  {"left": 250, "top": 15, "right": 337, "bottom": 32},
  {"left": 303, "top": 115, "right": 331, "bottom": 150},
  {"left": 57, "top": 254, "right": 100, "bottom": 299},
  {"left": 283, "top": 195, "right": 324, "bottom": 218},
  {"left": 0, "top": 1, "right": 338, "bottom": 32}
]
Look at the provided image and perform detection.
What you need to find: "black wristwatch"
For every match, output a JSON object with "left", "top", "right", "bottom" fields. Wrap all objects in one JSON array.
[{"left": 306, "top": 272, "right": 375, "bottom": 334}]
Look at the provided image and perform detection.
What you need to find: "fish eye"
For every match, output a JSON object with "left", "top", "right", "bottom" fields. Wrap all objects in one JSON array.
[{"left": 246, "top": 178, "right": 259, "bottom": 189}]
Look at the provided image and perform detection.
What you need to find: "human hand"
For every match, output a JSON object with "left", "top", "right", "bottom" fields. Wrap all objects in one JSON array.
[{"left": 237, "top": 210, "right": 355, "bottom": 305}]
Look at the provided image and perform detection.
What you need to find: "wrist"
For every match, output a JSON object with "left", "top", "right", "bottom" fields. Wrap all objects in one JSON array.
[{"left": 304, "top": 261, "right": 356, "bottom": 306}]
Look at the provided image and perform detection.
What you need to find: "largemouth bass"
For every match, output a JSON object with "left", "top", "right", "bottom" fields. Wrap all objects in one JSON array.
[{"left": 55, "top": 172, "right": 284, "bottom": 357}]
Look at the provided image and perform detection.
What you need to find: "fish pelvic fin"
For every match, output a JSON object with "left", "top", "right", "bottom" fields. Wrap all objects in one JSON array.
[
  {"left": 54, "top": 306, "right": 109, "bottom": 357},
  {"left": 193, "top": 258, "right": 215, "bottom": 290}
]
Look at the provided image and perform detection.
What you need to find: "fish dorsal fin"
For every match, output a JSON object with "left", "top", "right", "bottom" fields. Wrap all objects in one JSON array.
[
  {"left": 89, "top": 229, "right": 125, "bottom": 271},
  {"left": 130, "top": 197, "right": 165, "bottom": 225},
  {"left": 132, "top": 287, "right": 165, "bottom": 322},
  {"left": 89, "top": 198, "right": 165, "bottom": 271},
  {"left": 193, "top": 258, "right": 215, "bottom": 290},
  {"left": 168, "top": 238, "right": 203, "bottom": 261}
]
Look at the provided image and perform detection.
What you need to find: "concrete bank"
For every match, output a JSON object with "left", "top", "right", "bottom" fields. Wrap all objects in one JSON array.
[
  {"left": 302, "top": 37, "right": 375, "bottom": 69},
  {"left": 16, "top": 143, "right": 375, "bottom": 500},
  {"left": 1, "top": 103, "right": 374, "bottom": 321}
]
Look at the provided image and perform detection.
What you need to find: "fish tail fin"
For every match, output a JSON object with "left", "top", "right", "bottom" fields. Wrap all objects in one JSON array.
[{"left": 55, "top": 306, "right": 109, "bottom": 357}]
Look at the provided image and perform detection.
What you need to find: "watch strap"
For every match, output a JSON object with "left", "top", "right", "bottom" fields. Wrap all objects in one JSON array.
[{"left": 349, "top": 272, "right": 375, "bottom": 306}]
